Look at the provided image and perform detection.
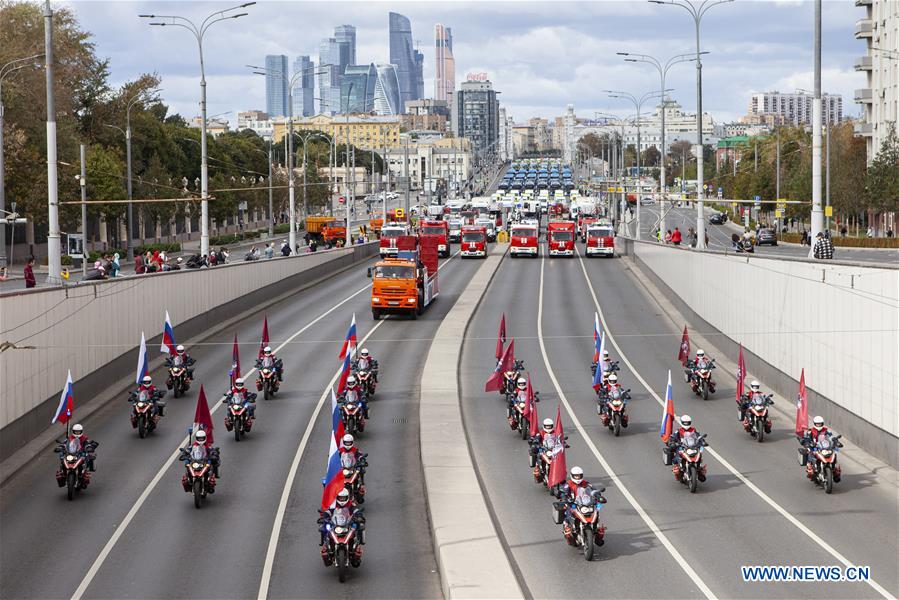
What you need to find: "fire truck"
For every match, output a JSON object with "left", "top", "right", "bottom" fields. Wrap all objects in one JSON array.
[
  {"left": 419, "top": 220, "right": 450, "bottom": 258},
  {"left": 547, "top": 221, "right": 576, "bottom": 257},
  {"left": 460, "top": 225, "right": 488, "bottom": 258},
  {"left": 585, "top": 220, "right": 616, "bottom": 257},
  {"left": 368, "top": 236, "right": 439, "bottom": 320}
]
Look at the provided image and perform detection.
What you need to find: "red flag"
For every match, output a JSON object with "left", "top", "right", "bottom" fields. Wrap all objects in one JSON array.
[
  {"left": 193, "top": 385, "right": 214, "bottom": 444},
  {"left": 495, "top": 314, "right": 507, "bottom": 361},
  {"left": 795, "top": 369, "right": 808, "bottom": 438},
  {"left": 485, "top": 339, "right": 515, "bottom": 392},
  {"left": 547, "top": 406, "right": 567, "bottom": 487},
  {"left": 258, "top": 316, "right": 270, "bottom": 359},
  {"left": 524, "top": 373, "right": 540, "bottom": 437},
  {"left": 736, "top": 344, "right": 746, "bottom": 403},
  {"left": 677, "top": 325, "right": 691, "bottom": 366},
  {"left": 230, "top": 335, "right": 241, "bottom": 386}
]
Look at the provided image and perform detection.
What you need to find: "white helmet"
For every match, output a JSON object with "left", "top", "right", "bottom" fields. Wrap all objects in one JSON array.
[
  {"left": 263, "top": 345, "right": 272, "bottom": 355},
  {"left": 72, "top": 423, "right": 84, "bottom": 436},
  {"left": 517, "top": 377, "right": 527, "bottom": 389},
  {"left": 681, "top": 414, "right": 693, "bottom": 427},
  {"left": 608, "top": 373, "right": 618, "bottom": 384},
  {"left": 750, "top": 380, "right": 760, "bottom": 391},
  {"left": 813, "top": 415, "right": 825, "bottom": 427},
  {"left": 602, "top": 349, "right": 609, "bottom": 359},
  {"left": 142, "top": 375, "right": 152, "bottom": 385},
  {"left": 235, "top": 378, "right": 245, "bottom": 388},
  {"left": 176, "top": 344, "right": 185, "bottom": 353},
  {"left": 570, "top": 466, "right": 584, "bottom": 483},
  {"left": 696, "top": 349, "right": 705, "bottom": 357},
  {"left": 195, "top": 429, "right": 207, "bottom": 443},
  {"left": 336, "top": 488, "right": 351, "bottom": 507},
  {"left": 342, "top": 434, "right": 355, "bottom": 448},
  {"left": 346, "top": 375, "right": 357, "bottom": 387},
  {"left": 542, "top": 418, "right": 554, "bottom": 432},
  {"left": 360, "top": 348, "right": 369, "bottom": 358}
]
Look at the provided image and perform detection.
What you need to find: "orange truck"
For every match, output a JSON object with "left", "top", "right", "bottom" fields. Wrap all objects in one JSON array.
[
  {"left": 368, "top": 235, "right": 439, "bottom": 320},
  {"left": 419, "top": 219, "right": 450, "bottom": 258},
  {"left": 460, "top": 225, "right": 487, "bottom": 259},
  {"left": 547, "top": 221, "right": 576, "bottom": 257},
  {"left": 306, "top": 216, "right": 346, "bottom": 245}
]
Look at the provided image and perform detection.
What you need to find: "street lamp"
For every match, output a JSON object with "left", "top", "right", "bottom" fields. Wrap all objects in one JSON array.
[
  {"left": 141, "top": 2, "right": 255, "bottom": 259},
  {"left": 0, "top": 53, "right": 43, "bottom": 267},
  {"left": 649, "top": 0, "right": 733, "bottom": 249},
  {"left": 618, "top": 51, "right": 704, "bottom": 237},
  {"left": 605, "top": 89, "right": 671, "bottom": 240},
  {"left": 250, "top": 144, "right": 274, "bottom": 237}
]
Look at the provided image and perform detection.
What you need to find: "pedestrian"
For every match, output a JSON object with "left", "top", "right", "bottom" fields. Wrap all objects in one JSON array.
[
  {"left": 813, "top": 231, "right": 834, "bottom": 260},
  {"left": 671, "top": 227, "right": 682, "bottom": 246},
  {"left": 887, "top": 228, "right": 894, "bottom": 238},
  {"left": 840, "top": 225, "right": 848, "bottom": 237},
  {"left": 688, "top": 227, "right": 697, "bottom": 248},
  {"left": 109, "top": 252, "right": 121, "bottom": 277},
  {"left": 281, "top": 239, "right": 290, "bottom": 257},
  {"left": 664, "top": 230, "right": 672, "bottom": 244},
  {"left": 264, "top": 242, "right": 274, "bottom": 259},
  {"left": 134, "top": 254, "right": 145, "bottom": 274},
  {"left": 800, "top": 229, "right": 808, "bottom": 246},
  {"left": 866, "top": 226, "right": 874, "bottom": 238},
  {"left": 24, "top": 257, "right": 36, "bottom": 288}
]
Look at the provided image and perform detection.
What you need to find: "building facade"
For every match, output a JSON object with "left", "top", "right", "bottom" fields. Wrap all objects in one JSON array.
[
  {"left": 454, "top": 80, "right": 499, "bottom": 159},
  {"left": 404, "top": 98, "right": 450, "bottom": 130},
  {"left": 238, "top": 110, "right": 268, "bottom": 129},
  {"left": 293, "top": 56, "right": 315, "bottom": 117},
  {"left": 334, "top": 25, "right": 357, "bottom": 66},
  {"left": 747, "top": 91, "right": 843, "bottom": 127},
  {"left": 264, "top": 55, "right": 289, "bottom": 117},
  {"left": 271, "top": 114, "right": 401, "bottom": 151},
  {"left": 434, "top": 24, "right": 455, "bottom": 110},
  {"left": 856, "top": 0, "right": 898, "bottom": 163},
  {"left": 384, "top": 136, "right": 472, "bottom": 192},
  {"left": 190, "top": 116, "right": 230, "bottom": 138},
  {"left": 339, "top": 64, "right": 403, "bottom": 116},
  {"left": 498, "top": 107, "right": 513, "bottom": 161},
  {"left": 389, "top": 12, "right": 424, "bottom": 108}
]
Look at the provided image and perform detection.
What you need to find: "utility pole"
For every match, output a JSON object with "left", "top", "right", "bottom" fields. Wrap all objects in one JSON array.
[
  {"left": 825, "top": 104, "right": 831, "bottom": 232},
  {"left": 79, "top": 143, "right": 87, "bottom": 278},
  {"left": 809, "top": 0, "right": 824, "bottom": 251},
  {"left": 44, "top": 0, "right": 62, "bottom": 283},
  {"left": 775, "top": 127, "right": 781, "bottom": 202},
  {"left": 403, "top": 136, "right": 410, "bottom": 218},
  {"left": 267, "top": 140, "right": 273, "bottom": 237}
]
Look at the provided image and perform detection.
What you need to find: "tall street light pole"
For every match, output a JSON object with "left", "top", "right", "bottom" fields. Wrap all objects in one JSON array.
[
  {"left": 141, "top": 2, "right": 255, "bottom": 259},
  {"left": 650, "top": 0, "right": 733, "bottom": 249},
  {"left": 809, "top": 0, "right": 824, "bottom": 252},
  {"left": 0, "top": 53, "right": 43, "bottom": 268},
  {"left": 44, "top": 0, "right": 63, "bottom": 283},
  {"left": 618, "top": 51, "right": 701, "bottom": 238}
]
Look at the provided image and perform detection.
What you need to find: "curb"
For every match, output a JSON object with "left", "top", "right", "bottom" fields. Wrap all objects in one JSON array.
[{"left": 419, "top": 246, "right": 524, "bottom": 600}]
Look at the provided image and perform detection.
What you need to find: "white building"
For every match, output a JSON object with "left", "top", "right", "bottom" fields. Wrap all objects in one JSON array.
[
  {"left": 498, "top": 106, "right": 513, "bottom": 161},
  {"left": 748, "top": 91, "right": 843, "bottom": 127},
  {"left": 856, "top": 0, "right": 899, "bottom": 163},
  {"left": 384, "top": 136, "right": 471, "bottom": 192},
  {"left": 237, "top": 119, "right": 274, "bottom": 141},
  {"left": 189, "top": 116, "right": 230, "bottom": 138}
]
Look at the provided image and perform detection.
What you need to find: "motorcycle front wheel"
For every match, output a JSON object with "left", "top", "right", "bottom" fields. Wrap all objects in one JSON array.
[
  {"left": 235, "top": 417, "right": 243, "bottom": 442},
  {"left": 174, "top": 381, "right": 181, "bottom": 399},
  {"left": 582, "top": 530, "right": 595, "bottom": 561},
  {"left": 756, "top": 418, "right": 765, "bottom": 443},
  {"left": 336, "top": 546, "right": 348, "bottom": 583},
  {"left": 689, "top": 466, "right": 698, "bottom": 493},
  {"left": 613, "top": 413, "right": 621, "bottom": 437},
  {"left": 264, "top": 380, "right": 271, "bottom": 401},
  {"left": 701, "top": 381, "right": 709, "bottom": 401},
  {"left": 138, "top": 414, "right": 147, "bottom": 439},
  {"left": 193, "top": 479, "right": 203, "bottom": 509},
  {"left": 824, "top": 466, "right": 834, "bottom": 494},
  {"left": 66, "top": 470, "right": 76, "bottom": 501}
]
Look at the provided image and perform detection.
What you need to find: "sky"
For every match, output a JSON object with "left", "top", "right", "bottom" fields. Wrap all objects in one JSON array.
[{"left": 60, "top": 0, "right": 867, "bottom": 126}]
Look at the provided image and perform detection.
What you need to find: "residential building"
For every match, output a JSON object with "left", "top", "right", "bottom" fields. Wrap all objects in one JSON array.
[
  {"left": 512, "top": 125, "right": 535, "bottom": 156},
  {"left": 402, "top": 99, "right": 450, "bottom": 131},
  {"left": 434, "top": 24, "right": 455, "bottom": 111},
  {"left": 271, "top": 114, "right": 401, "bottom": 151},
  {"left": 293, "top": 56, "right": 315, "bottom": 117},
  {"left": 529, "top": 118, "right": 552, "bottom": 151},
  {"left": 384, "top": 136, "right": 472, "bottom": 193},
  {"left": 454, "top": 79, "right": 499, "bottom": 159},
  {"left": 238, "top": 110, "right": 268, "bottom": 129},
  {"left": 389, "top": 12, "right": 424, "bottom": 107},
  {"left": 715, "top": 135, "right": 750, "bottom": 171},
  {"left": 747, "top": 91, "right": 843, "bottom": 127},
  {"left": 855, "top": 0, "right": 898, "bottom": 163},
  {"left": 190, "top": 116, "right": 230, "bottom": 138},
  {"left": 264, "top": 55, "right": 289, "bottom": 117}
]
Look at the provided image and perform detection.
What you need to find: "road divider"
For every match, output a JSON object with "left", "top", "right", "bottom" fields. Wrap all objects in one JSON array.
[{"left": 420, "top": 245, "right": 525, "bottom": 600}]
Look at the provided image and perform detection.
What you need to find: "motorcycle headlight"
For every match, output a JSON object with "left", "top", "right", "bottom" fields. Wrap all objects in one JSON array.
[
  {"left": 263, "top": 369, "right": 271, "bottom": 374},
  {"left": 686, "top": 449, "right": 698, "bottom": 456},
  {"left": 232, "top": 403, "right": 242, "bottom": 410},
  {"left": 579, "top": 506, "right": 594, "bottom": 515},
  {"left": 821, "top": 450, "right": 833, "bottom": 457},
  {"left": 137, "top": 402, "right": 145, "bottom": 408},
  {"left": 611, "top": 400, "right": 622, "bottom": 406},
  {"left": 191, "top": 462, "right": 201, "bottom": 469},
  {"left": 347, "top": 404, "right": 356, "bottom": 410},
  {"left": 334, "top": 526, "right": 348, "bottom": 535},
  {"left": 343, "top": 469, "right": 352, "bottom": 477},
  {"left": 66, "top": 454, "right": 76, "bottom": 462}
]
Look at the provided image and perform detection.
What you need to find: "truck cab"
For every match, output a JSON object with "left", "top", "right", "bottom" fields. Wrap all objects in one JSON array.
[
  {"left": 420, "top": 220, "right": 450, "bottom": 258},
  {"left": 510, "top": 223, "right": 539, "bottom": 258},
  {"left": 369, "top": 236, "right": 439, "bottom": 320},
  {"left": 547, "top": 221, "right": 576, "bottom": 257},
  {"left": 578, "top": 216, "right": 599, "bottom": 242},
  {"left": 585, "top": 222, "right": 615, "bottom": 257},
  {"left": 379, "top": 223, "right": 410, "bottom": 257},
  {"left": 460, "top": 225, "right": 488, "bottom": 258}
]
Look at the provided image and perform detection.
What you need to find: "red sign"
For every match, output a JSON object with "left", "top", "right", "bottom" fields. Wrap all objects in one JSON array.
[
  {"left": 466, "top": 72, "right": 488, "bottom": 82},
  {"left": 338, "top": 197, "right": 345, "bottom": 204}
]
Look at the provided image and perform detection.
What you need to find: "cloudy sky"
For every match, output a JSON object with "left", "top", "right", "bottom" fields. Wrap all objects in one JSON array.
[{"left": 60, "top": 0, "right": 866, "bottom": 125}]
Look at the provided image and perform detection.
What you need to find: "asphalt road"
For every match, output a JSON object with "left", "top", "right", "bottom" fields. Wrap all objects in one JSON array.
[
  {"left": 635, "top": 204, "right": 899, "bottom": 265},
  {"left": 459, "top": 243, "right": 898, "bottom": 598},
  {"left": 0, "top": 244, "right": 484, "bottom": 599}
]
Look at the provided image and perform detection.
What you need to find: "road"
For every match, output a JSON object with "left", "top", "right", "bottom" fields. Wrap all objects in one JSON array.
[
  {"left": 633, "top": 203, "right": 899, "bottom": 265},
  {"left": 0, "top": 247, "right": 483, "bottom": 599},
  {"left": 459, "top": 245, "right": 898, "bottom": 598}
]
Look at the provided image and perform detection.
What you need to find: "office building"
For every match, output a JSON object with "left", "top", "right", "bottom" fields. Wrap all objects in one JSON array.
[
  {"left": 454, "top": 79, "right": 499, "bottom": 158},
  {"left": 434, "top": 24, "right": 455, "bottom": 110},
  {"left": 402, "top": 99, "right": 450, "bottom": 131},
  {"left": 334, "top": 25, "right": 357, "bottom": 65},
  {"left": 339, "top": 64, "right": 403, "bottom": 116},
  {"left": 389, "top": 12, "right": 424, "bottom": 107},
  {"left": 293, "top": 56, "right": 315, "bottom": 117},
  {"left": 264, "top": 55, "right": 289, "bottom": 117},
  {"left": 238, "top": 110, "right": 268, "bottom": 129},
  {"left": 319, "top": 26, "right": 355, "bottom": 115},
  {"left": 190, "top": 116, "right": 230, "bottom": 138},
  {"left": 855, "top": 0, "right": 898, "bottom": 163},
  {"left": 747, "top": 91, "right": 843, "bottom": 127}
]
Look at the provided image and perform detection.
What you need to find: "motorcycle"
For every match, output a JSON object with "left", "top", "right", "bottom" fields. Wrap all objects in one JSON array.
[
  {"left": 598, "top": 387, "right": 631, "bottom": 436},
  {"left": 54, "top": 437, "right": 98, "bottom": 501},
  {"left": 256, "top": 357, "right": 281, "bottom": 400},
  {"left": 590, "top": 359, "right": 619, "bottom": 382},
  {"left": 799, "top": 434, "right": 842, "bottom": 494},
  {"left": 128, "top": 389, "right": 165, "bottom": 438},
  {"left": 318, "top": 506, "right": 365, "bottom": 582},
  {"left": 668, "top": 432, "right": 708, "bottom": 493},
  {"left": 500, "top": 360, "right": 526, "bottom": 397},
  {"left": 685, "top": 360, "right": 716, "bottom": 400},
  {"left": 742, "top": 394, "right": 774, "bottom": 442},
  {"left": 166, "top": 355, "right": 192, "bottom": 398},
  {"left": 341, "top": 452, "right": 368, "bottom": 504},
  {"left": 529, "top": 433, "right": 568, "bottom": 488},
  {"left": 354, "top": 368, "right": 377, "bottom": 398},
  {"left": 508, "top": 390, "right": 540, "bottom": 440},
  {"left": 339, "top": 389, "right": 367, "bottom": 436},
  {"left": 552, "top": 486, "right": 607, "bottom": 561},
  {"left": 222, "top": 391, "right": 257, "bottom": 441},
  {"left": 179, "top": 444, "right": 218, "bottom": 509}
]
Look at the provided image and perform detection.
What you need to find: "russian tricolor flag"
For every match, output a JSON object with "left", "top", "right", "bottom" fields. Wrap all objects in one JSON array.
[
  {"left": 51, "top": 370, "right": 75, "bottom": 424},
  {"left": 336, "top": 354, "right": 352, "bottom": 395},
  {"left": 592, "top": 331, "right": 605, "bottom": 390},
  {"left": 135, "top": 332, "right": 149, "bottom": 385},
  {"left": 330, "top": 388, "right": 345, "bottom": 443},
  {"left": 592, "top": 312, "right": 601, "bottom": 362},
  {"left": 338, "top": 314, "right": 357, "bottom": 361},
  {"left": 321, "top": 390, "right": 347, "bottom": 510},
  {"left": 660, "top": 370, "right": 676, "bottom": 442},
  {"left": 160, "top": 310, "right": 177, "bottom": 355}
]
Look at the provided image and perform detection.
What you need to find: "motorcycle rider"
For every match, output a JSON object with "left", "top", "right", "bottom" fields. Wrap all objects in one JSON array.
[
  {"left": 666, "top": 414, "right": 697, "bottom": 464},
  {"left": 181, "top": 428, "right": 220, "bottom": 478},
  {"left": 558, "top": 466, "right": 607, "bottom": 541},
  {"left": 339, "top": 433, "right": 363, "bottom": 460},
  {"left": 319, "top": 488, "right": 365, "bottom": 546},
  {"left": 66, "top": 423, "right": 97, "bottom": 471},
  {"left": 134, "top": 375, "right": 165, "bottom": 416},
  {"left": 169, "top": 344, "right": 196, "bottom": 380},
  {"left": 801, "top": 416, "right": 842, "bottom": 480},
  {"left": 739, "top": 380, "right": 764, "bottom": 422},
  {"left": 354, "top": 348, "right": 378, "bottom": 382},
  {"left": 256, "top": 346, "right": 284, "bottom": 382},
  {"left": 341, "top": 375, "right": 369, "bottom": 419},
  {"left": 225, "top": 378, "right": 257, "bottom": 428}
]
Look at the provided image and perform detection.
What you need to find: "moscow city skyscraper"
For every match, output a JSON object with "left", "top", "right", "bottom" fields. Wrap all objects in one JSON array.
[
  {"left": 389, "top": 12, "right": 424, "bottom": 110},
  {"left": 434, "top": 24, "right": 455, "bottom": 110}
]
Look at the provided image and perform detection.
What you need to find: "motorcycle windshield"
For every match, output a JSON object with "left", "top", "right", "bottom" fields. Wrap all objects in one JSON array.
[
  {"left": 575, "top": 487, "right": 593, "bottom": 507},
  {"left": 817, "top": 435, "right": 833, "bottom": 451},
  {"left": 262, "top": 357, "right": 274, "bottom": 368},
  {"left": 340, "top": 453, "right": 357, "bottom": 469},
  {"left": 332, "top": 507, "right": 352, "bottom": 527},
  {"left": 682, "top": 432, "right": 700, "bottom": 450},
  {"left": 345, "top": 390, "right": 359, "bottom": 403},
  {"left": 138, "top": 390, "right": 150, "bottom": 402},
  {"left": 66, "top": 438, "right": 82, "bottom": 454},
  {"left": 609, "top": 389, "right": 621, "bottom": 401},
  {"left": 190, "top": 445, "right": 207, "bottom": 461},
  {"left": 751, "top": 396, "right": 766, "bottom": 408},
  {"left": 172, "top": 356, "right": 183, "bottom": 367}
]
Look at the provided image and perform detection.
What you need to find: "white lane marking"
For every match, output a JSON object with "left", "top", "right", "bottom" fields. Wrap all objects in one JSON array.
[
  {"left": 71, "top": 279, "right": 377, "bottom": 600},
  {"left": 575, "top": 248, "right": 895, "bottom": 600},
  {"left": 256, "top": 250, "right": 460, "bottom": 599},
  {"left": 536, "top": 256, "right": 717, "bottom": 600}
]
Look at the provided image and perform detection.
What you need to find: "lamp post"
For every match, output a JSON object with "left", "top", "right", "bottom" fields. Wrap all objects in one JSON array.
[
  {"left": 649, "top": 0, "right": 733, "bottom": 249},
  {"left": 595, "top": 112, "right": 635, "bottom": 226},
  {"left": 250, "top": 144, "right": 274, "bottom": 236},
  {"left": 0, "top": 53, "right": 43, "bottom": 267},
  {"left": 617, "top": 51, "right": 702, "bottom": 238},
  {"left": 141, "top": 2, "right": 255, "bottom": 259},
  {"left": 44, "top": 0, "right": 63, "bottom": 283}
]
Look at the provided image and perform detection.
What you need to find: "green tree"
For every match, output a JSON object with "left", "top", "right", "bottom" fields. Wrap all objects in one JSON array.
[{"left": 866, "top": 122, "right": 899, "bottom": 214}]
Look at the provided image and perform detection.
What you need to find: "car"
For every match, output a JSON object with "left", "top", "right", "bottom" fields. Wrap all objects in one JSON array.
[
  {"left": 756, "top": 228, "right": 778, "bottom": 246},
  {"left": 709, "top": 212, "right": 728, "bottom": 225},
  {"left": 640, "top": 197, "right": 655, "bottom": 205}
]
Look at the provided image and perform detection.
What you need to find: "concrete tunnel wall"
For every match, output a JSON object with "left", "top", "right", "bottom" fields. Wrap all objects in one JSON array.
[{"left": 0, "top": 243, "right": 379, "bottom": 460}]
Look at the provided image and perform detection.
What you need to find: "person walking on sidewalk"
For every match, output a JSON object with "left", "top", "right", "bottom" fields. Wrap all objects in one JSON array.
[
  {"left": 24, "top": 257, "right": 36, "bottom": 288},
  {"left": 813, "top": 232, "right": 834, "bottom": 260}
]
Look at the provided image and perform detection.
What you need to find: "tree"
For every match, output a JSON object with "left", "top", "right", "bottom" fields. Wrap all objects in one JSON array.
[{"left": 866, "top": 122, "right": 899, "bottom": 214}]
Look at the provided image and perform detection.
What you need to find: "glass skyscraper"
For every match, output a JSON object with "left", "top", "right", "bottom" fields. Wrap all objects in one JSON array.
[
  {"left": 389, "top": 12, "right": 423, "bottom": 110},
  {"left": 293, "top": 56, "right": 315, "bottom": 117},
  {"left": 434, "top": 24, "right": 454, "bottom": 109},
  {"left": 265, "top": 55, "right": 289, "bottom": 117},
  {"left": 320, "top": 25, "right": 357, "bottom": 115}
]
